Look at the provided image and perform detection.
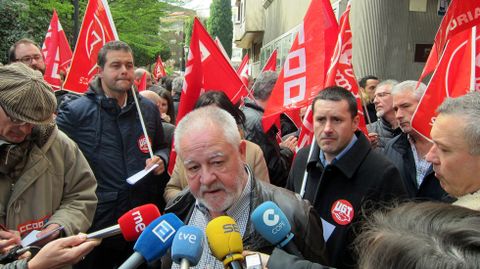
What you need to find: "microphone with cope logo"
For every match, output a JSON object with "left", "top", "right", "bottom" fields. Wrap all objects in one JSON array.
[
  {"left": 205, "top": 216, "right": 244, "bottom": 269},
  {"left": 251, "top": 201, "right": 304, "bottom": 258},
  {"left": 171, "top": 226, "right": 204, "bottom": 269},
  {"left": 118, "top": 213, "right": 184, "bottom": 269},
  {"left": 87, "top": 204, "right": 161, "bottom": 241}
]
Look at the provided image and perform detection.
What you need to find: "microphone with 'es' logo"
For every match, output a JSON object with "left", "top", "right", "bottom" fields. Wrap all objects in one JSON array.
[
  {"left": 171, "top": 225, "right": 204, "bottom": 269},
  {"left": 251, "top": 201, "right": 303, "bottom": 258},
  {"left": 205, "top": 216, "right": 243, "bottom": 269},
  {"left": 87, "top": 204, "right": 160, "bottom": 241},
  {"left": 118, "top": 213, "right": 184, "bottom": 269}
]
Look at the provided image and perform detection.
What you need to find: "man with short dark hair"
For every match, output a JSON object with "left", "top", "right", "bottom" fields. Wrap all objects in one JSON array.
[
  {"left": 8, "top": 38, "right": 46, "bottom": 74},
  {"left": 358, "top": 75, "right": 379, "bottom": 123},
  {"left": 0, "top": 63, "right": 97, "bottom": 257},
  {"left": 242, "top": 71, "right": 297, "bottom": 187},
  {"left": 384, "top": 81, "right": 449, "bottom": 202},
  {"left": 57, "top": 41, "right": 169, "bottom": 268},
  {"left": 287, "top": 86, "right": 407, "bottom": 268},
  {"left": 426, "top": 92, "right": 480, "bottom": 210}
]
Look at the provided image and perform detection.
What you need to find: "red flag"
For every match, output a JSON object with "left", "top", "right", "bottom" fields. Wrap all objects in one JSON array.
[
  {"left": 418, "top": 0, "right": 480, "bottom": 83},
  {"left": 412, "top": 28, "right": 479, "bottom": 139},
  {"left": 215, "top": 36, "right": 230, "bottom": 62},
  {"left": 325, "top": 3, "right": 367, "bottom": 135},
  {"left": 153, "top": 56, "right": 167, "bottom": 80},
  {"left": 237, "top": 54, "right": 250, "bottom": 86},
  {"left": 42, "top": 10, "right": 73, "bottom": 91},
  {"left": 262, "top": 49, "right": 277, "bottom": 72},
  {"left": 296, "top": 3, "right": 366, "bottom": 151},
  {"left": 168, "top": 18, "right": 248, "bottom": 174},
  {"left": 262, "top": 0, "right": 338, "bottom": 132},
  {"left": 135, "top": 72, "right": 147, "bottom": 92},
  {"left": 63, "top": 0, "right": 118, "bottom": 93}
]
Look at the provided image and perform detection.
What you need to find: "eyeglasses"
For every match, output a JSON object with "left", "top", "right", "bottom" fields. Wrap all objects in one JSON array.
[
  {"left": 16, "top": 54, "right": 43, "bottom": 64},
  {"left": 0, "top": 104, "right": 28, "bottom": 126},
  {"left": 374, "top": 92, "right": 391, "bottom": 98}
]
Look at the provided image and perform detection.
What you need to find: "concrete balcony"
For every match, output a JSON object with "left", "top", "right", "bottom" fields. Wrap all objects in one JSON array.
[{"left": 234, "top": 0, "right": 265, "bottom": 49}]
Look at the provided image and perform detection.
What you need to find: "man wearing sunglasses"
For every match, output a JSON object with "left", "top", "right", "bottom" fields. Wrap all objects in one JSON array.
[
  {"left": 8, "top": 39, "right": 46, "bottom": 74},
  {"left": 0, "top": 63, "right": 97, "bottom": 263}
]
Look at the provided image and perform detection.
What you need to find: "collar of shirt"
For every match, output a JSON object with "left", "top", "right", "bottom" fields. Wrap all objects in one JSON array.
[
  {"left": 0, "top": 140, "right": 11, "bottom": 147},
  {"left": 184, "top": 167, "right": 253, "bottom": 269},
  {"left": 319, "top": 134, "right": 358, "bottom": 167}
]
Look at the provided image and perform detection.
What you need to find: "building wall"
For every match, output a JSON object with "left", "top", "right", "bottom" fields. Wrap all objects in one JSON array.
[{"left": 351, "top": 0, "right": 442, "bottom": 80}]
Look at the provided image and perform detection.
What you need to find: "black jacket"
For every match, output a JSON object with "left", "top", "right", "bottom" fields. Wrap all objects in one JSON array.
[
  {"left": 57, "top": 77, "right": 170, "bottom": 230},
  {"left": 163, "top": 170, "right": 329, "bottom": 268},
  {"left": 383, "top": 133, "right": 452, "bottom": 202},
  {"left": 287, "top": 131, "right": 407, "bottom": 269},
  {"left": 366, "top": 116, "right": 402, "bottom": 150},
  {"left": 242, "top": 99, "right": 294, "bottom": 187}
]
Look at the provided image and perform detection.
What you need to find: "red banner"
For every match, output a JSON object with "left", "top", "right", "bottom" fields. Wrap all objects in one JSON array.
[
  {"left": 237, "top": 54, "right": 250, "bottom": 86},
  {"left": 168, "top": 18, "right": 248, "bottom": 174},
  {"left": 262, "top": 0, "right": 338, "bottom": 132},
  {"left": 63, "top": 0, "right": 118, "bottom": 94},
  {"left": 153, "top": 56, "right": 167, "bottom": 80},
  {"left": 412, "top": 29, "right": 479, "bottom": 139},
  {"left": 42, "top": 10, "right": 73, "bottom": 91},
  {"left": 262, "top": 49, "right": 277, "bottom": 72}
]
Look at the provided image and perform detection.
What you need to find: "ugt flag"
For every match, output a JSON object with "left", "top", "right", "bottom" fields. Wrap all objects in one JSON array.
[
  {"left": 153, "top": 56, "right": 167, "bottom": 80},
  {"left": 63, "top": 0, "right": 118, "bottom": 93}
]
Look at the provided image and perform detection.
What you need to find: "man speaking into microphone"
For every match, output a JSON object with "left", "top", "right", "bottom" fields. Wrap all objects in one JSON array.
[{"left": 163, "top": 106, "right": 328, "bottom": 269}]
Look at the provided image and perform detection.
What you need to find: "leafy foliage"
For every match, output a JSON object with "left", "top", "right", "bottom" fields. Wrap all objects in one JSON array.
[{"left": 207, "top": 0, "right": 232, "bottom": 57}]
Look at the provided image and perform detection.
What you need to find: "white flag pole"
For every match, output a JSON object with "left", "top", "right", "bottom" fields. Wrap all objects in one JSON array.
[
  {"left": 131, "top": 86, "right": 154, "bottom": 159},
  {"left": 470, "top": 26, "right": 476, "bottom": 92}
]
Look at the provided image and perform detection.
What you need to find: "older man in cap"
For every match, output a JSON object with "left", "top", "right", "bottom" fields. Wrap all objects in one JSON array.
[
  {"left": 426, "top": 92, "right": 480, "bottom": 210},
  {"left": 0, "top": 63, "right": 97, "bottom": 255}
]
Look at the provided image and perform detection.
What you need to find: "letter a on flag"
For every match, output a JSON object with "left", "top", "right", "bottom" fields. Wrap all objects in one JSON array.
[
  {"left": 63, "top": 0, "right": 118, "bottom": 93},
  {"left": 237, "top": 54, "right": 250, "bottom": 86},
  {"left": 153, "top": 56, "right": 167, "bottom": 80},
  {"left": 262, "top": 0, "right": 338, "bottom": 132},
  {"left": 42, "top": 10, "right": 73, "bottom": 91}
]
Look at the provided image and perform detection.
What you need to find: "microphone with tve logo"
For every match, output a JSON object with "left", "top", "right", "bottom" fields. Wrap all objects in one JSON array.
[
  {"left": 118, "top": 213, "right": 184, "bottom": 269},
  {"left": 205, "top": 216, "right": 243, "bottom": 269},
  {"left": 87, "top": 204, "right": 161, "bottom": 241},
  {"left": 251, "top": 201, "right": 303, "bottom": 258},
  {"left": 171, "top": 226, "right": 204, "bottom": 269}
]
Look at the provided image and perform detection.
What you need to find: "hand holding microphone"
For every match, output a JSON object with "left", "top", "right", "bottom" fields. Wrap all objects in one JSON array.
[
  {"left": 251, "top": 201, "right": 303, "bottom": 258},
  {"left": 206, "top": 216, "right": 244, "bottom": 269},
  {"left": 171, "top": 226, "right": 204, "bottom": 269},
  {"left": 87, "top": 204, "right": 160, "bottom": 241}
]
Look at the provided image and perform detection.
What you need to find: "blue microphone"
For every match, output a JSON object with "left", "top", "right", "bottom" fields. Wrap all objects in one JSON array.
[
  {"left": 251, "top": 201, "right": 304, "bottom": 258},
  {"left": 118, "top": 213, "right": 184, "bottom": 269},
  {"left": 171, "top": 226, "right": 204, "bottom": 269}
]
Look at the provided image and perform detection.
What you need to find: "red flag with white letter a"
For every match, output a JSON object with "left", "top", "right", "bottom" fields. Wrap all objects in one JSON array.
[
  {"left": 412, "top": 28, "right": 479, "bottom": 139},
  {"left": 42, "top": 10, "right": 73, "bottom": 91},
  {"left": 262, "top": 0, "right": 338, "bottom": 132},
  {"left": 63, "top": 0, "right": 118, "bottom": 93},
  {"left": 153, "top": 56, "right": 167, "bottom": 80},
  {"left": 262, "top": 49, "right": 277, "bottom": 72},
  {"left": 237, "top": 54, "right": 250, "bottom": 86}
]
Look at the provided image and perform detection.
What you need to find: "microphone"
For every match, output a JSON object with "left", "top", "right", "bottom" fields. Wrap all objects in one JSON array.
[
  {"left": 171, "top": 226, "right": 204, "bottom": 269},
  {"left": 118, "top": 213, "right": 184, "bottom": 269},
  {"left": 87, "top": 204, "right": 160, "bottom": 241},
  {"left": 251, "top": 201, "right": 304, "bottom": 258},
  {"left": 205, "top": 216, "right": 243, "bottom": 269}
]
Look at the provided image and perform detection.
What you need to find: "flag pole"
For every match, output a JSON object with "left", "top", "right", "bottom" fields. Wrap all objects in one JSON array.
[
  {"left": 300, "top": 135, "right": 316, "bottom": 198},
  {"left": 131, "top": 86, "right": 154, "bottom": 159},
  {"left": 470, "top": 26, "right": 476, "bottom": 92}
]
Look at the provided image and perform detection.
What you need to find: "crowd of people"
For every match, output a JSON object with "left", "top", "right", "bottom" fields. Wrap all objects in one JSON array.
[{"left": 0, "top": 38, "right": 479, "bottom": 269}]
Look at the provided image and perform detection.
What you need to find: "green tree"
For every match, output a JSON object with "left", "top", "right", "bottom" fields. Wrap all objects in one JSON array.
[{"left": 207, "top": 0, "right": 232, "bottom": 58}]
